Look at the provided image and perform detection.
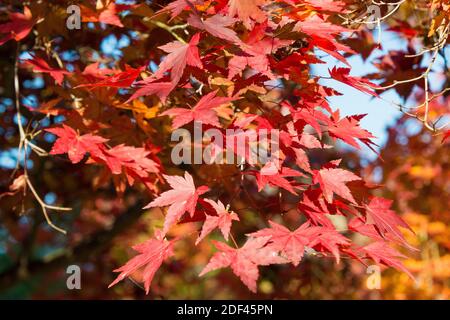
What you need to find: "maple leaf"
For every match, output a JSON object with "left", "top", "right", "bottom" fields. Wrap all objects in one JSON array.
[
  {"left": 0, "top": 6, "right": 35, "bottom": 46},
  {"left": 81, "top": 2, "right": 130, "bottom": 27},
  {"left": 328, "top": 113, "right": 377, "bottom": 151},
  {"left": 303, "top": 0, "right": 346, "bottom": 12},
  {"left": 76, "top": 65, "right": 144, "bottom": 89},
  {"left": 364, "top": 197, "right": 413, "bottom": 242},
  {"left": 227, "top": 0, "right": 268, "bottom": 30},
  {"left": 313, "top": 168, "right": 361, "bottom": 204},
  {"left": 298, "top": 190, "right": 335, "bottom": 228},
  {"left": 109, "top": 230, "right": 176, "bottom": 294},
  {"left": 81, "top": 62, "right": 119, "bottom": 79},
  {"left": 144, "top": 172, "right": 209, "bottom": 234},
  {"left": 102, "top": 144, "right": 160, "bottom": 178},
  {"left": 295, "top": 15, "right": 350, "bottom": 39},
  {"left": 187, "top": 14, "right": 241, "bottom": 43},
  {"left": 195, "top": 199, "right": 239, "bottom": 245},
  {"left": 153, "top": 33, "right": 203, "bottom": 85},
  {"left": 46, "top": 125, "right": 108, "bottom": 164},
  {"left": 161, "top": 90, "right": 237, "bottom": 129},
  {"left": 329, "top": 67, "right": 380, "bottom": 97},
  {"left": 295, "top": 17, "right": 355, "bottom": 66},
  {"left": 348, "top": 217, "right": 417, "bottom": 252},
  {"left": 248, "top": 221, "right": 317, "bottom": 266},
  {"left": 157, "top": 0, "right": 200, "bottom": 20},
  {"left": 228, "top": 54, "right": 273, "bottom": 80},
  {"left": 287, "top": 103, "right": 331, "bottom": 138},
  {"left": 308, "top": 227, "right": 351, "bottom": 263},
  {"left": 362, "top": 241, "right": 414, "bottom": 279},
  {"left": 253, "top": 166, "right": 304, "bottom": 195},
  {"left": 199, "top": 237, "right": 285, "bottom": 292},
  {"left": 126, "top": 80, "right": 175, "bottom": 104},
  {"left": 21, "top": 55, "right": 69, "bottom": 85}
]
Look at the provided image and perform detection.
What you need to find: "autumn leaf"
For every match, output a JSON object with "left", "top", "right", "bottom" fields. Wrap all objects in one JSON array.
[
  {"left": 363, "top": 241, "right": 414, "bottom": 279},
  {"left": 227, "top": 0, "right": 268, "bottom": 30},
  {"left": 365, "top": 197, "right": 414, "bottom": 242},
  {"left": 157, "top": 0, "right": 200, "bottom": 20},
  {"left": 144, "top": 172, "right": 209, "bottom": 234},
  {"left": 126, "top": 80, "right": 175, "bottom": 104},
  {"left": 153, "top": 33, "right": 203, "bottom": 85},
  {"left": 313, "top": 168, "right": 361, "bottom": 204},
  {"left": 329, "top": 67, "right": 380, "bottom": 97},
  {"left": 248, "top": 221, "right": 316, "bottom": 266},
  {"left": 80, "top": 1, "right": 132, "bottom": 27},
  {"left": 46, "top": 125, "right": 108, "bottom": 164},
  {"left": 0, "top": 6, "right": 35, "bottom": 46},
  {"left": 253, "top": 166, "right": 304, "bottom": 195},
  {"left": 109, "top": 230, "right": 176, "bottom": 294},
  {"left": 199, "top": 237, "right": 285, "bottom": 292},
  {"left": 21, "top": 55, "right": 69, "bottom": 85},
  {"left": 187, "top": 14, "right": 241, "bottom": 43},
  {"left": 161, "top": 90, "right": 237, "bottom": 129},
  {"left": 328, "top": 113, "right": 377, "bottom": 151},
  {"left": 195, "top": 199, "right": 239, "bottom": 245},
  {"left": 102, "top": 144, "right": 160, "bottom": 178},
  {"left": 76, "top": 65, "right": 144, "bottom": 89},
  {"left": 308, "top": 227, "right": 351, "bottom": 263}
]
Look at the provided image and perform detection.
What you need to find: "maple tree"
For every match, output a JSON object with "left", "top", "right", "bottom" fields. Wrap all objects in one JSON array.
[{"left": 0, "top": 0, "right": 449, "bottom": 299}]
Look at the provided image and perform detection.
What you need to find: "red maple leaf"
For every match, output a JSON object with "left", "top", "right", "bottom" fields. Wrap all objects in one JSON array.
[
  {"left": 102, "top": 144, "right": 160, "bottom": 179},
  {"left": 144, "top": 172, "right": 209, "bottom": 234},
  {"left": 126, "top": 80, "right": 175, "bottom": 104},
  {"left": 362, "top": 241, "right": 414, "bottom": 279},
  {"left": 294, "top": 17, "right": 354, "bottom": 65},
  {"left": 195, "top": 199, "right": 239, "bottom": 245},
  {"left": 161, "top": 90, "right": 237, "bottom": 129},
  {"left": 364, "top": 197, "right": 414, "bottom": 242},
  {"left": 157, "top": 0, "right": 200, "bottom": 20},
  {"left": 303, "top": 0, "right": 347, "bottom": 12},
  {"left": 227, "top": 0, "right": 268, "bottom": 30},
  {"left": 187, "top": 14, "right": 241, "bottom": 43},
  {"left": 329, "top": 67, "right": 380, "bottom": 97},
  {"left": 248, "top": 220, "right": 317, "bottom": 266},
  {"left": 328, "top": 113, "right": 377, "bottom": 151},
  {"left": 76, "top": 65, "right": 144, "bottom": 89},
  {"left": 313, "top": 168, "right": 361, "bottom": 204},
  {"left": 199, "top": 237, "right": 285, "bottom": 292},
  {"left": 0, "top": 6, "right": 35, "bottom": 46},
  {"left": 308, "top": 227, "right": 351, "bottom": 263},
  {"left": 81, "top": 2, "right": 133, "bottom": 27},
  {"left": 109, "top": 230, "right": 176, "bottom": 294},
  {"left": 287, "top": 103, "right": 331, "bottom": 138},
  {"left": 228, "top": 54, "right": 274, "bottom": 80},
  {"left": 46, "top": 125, "right": 108, "bottom": 164},
  {"left": 298, "top": 189, "right": 335, "bottom": 228},
  {"left": 252, "top": 166, "right": 304, "bottom": 195},
  {"left": 153, "top": 33, "right": 203, "bottom": 85},
  {"left": 348, "top": 217, "right": 417, "bottom": 252},
  {"left": 21, "top": 55, "right": 70, "bottom": 85}
]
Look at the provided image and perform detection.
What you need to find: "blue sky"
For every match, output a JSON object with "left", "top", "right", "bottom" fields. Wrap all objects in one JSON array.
[{"left": 313, "top": 30, "right": 408, "bottom": 160}]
